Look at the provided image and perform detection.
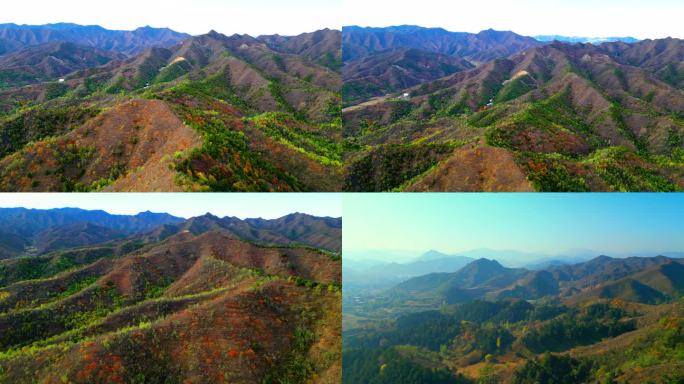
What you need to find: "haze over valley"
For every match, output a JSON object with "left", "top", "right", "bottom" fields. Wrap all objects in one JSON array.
[{"left": 343, "top": 194, "right": 684, "bottom": 383}]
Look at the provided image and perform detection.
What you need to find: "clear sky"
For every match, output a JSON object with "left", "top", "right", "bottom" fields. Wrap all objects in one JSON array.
[
  {"left": 0, "top": 193, "right": 342, "bottom": 219},
  {"left": 344, "top": 193, "right": 684, "bottom": 259},
  {"left": 3, "top": 0, "right": 341, "bottom": 36},
  {"left": 342, "top": 0, "right": 684, "bottom": 39}
]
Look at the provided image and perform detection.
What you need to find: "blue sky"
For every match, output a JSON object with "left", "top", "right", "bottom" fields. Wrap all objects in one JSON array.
[
  {"left": 4, "top": 0, "right": 680, "bottom": 38},
  {"left": 0, "top": 193, "right": 342, "bottom": 219},
  {"left": 3, "top": 0, "right": 341, "bottom": 36},
  {"left": 343, "top": 0, "right": 684, "bottom": 39},
  {"left": 343, "top": 194, "right": 684, "bottom": 259}
]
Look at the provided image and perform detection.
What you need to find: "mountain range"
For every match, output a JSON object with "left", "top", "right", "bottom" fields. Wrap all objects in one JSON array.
[
  {"left": 0, "top": 23, "right": 190, "bottom": 56},
  {"left": 0, "top": 23, "right": 342, "bottom": 192},
  {"left": 342, "top": 26, "right": 540, "bottom": 105},
  {"left": 343, "top": 26, "right": 684, "bottom": 192},
  {"left": 0, "top": 208, "right": 341, "bottom": 260},
  {"left": 393, "top": 255, "right": 684, "bottom": 304},
  {"left": 344, "top": 254, "right": 684, "bottom": 383},
  {"left": 344, "top": 250, "right": 474, "bottom": 289},
  {"left": 0, "top": 208, "right": 341, "bottom": 383}
]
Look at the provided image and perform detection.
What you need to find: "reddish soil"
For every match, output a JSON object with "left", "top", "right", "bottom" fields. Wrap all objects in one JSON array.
[{"left": 407, "top": 144, "right": 534, "bottom": 191}]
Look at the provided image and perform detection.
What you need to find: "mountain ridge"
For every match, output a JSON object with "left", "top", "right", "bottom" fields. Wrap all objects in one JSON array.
[
  {"left": 342, "top": 25, "right": 540, "bottom": 63},
  {"left": 391, "top": 255, "right": 684, "bottom": 305},
  {"left": 0, "top": 208, "right": 342, "bottom": 259},
  {"left": 0, "top": 23, "right": 190, "bottom": 56}
]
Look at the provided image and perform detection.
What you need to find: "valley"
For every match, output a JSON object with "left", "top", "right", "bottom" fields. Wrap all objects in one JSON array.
[{"left": 343, "top": 254, "right": 684, "bottom": 383}]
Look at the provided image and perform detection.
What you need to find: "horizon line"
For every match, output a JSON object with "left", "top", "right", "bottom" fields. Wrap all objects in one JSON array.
[
  {"left": 0, "top": 206, "right": 341, "bottom": 221},
  {"left": 341, "top": 24, "right": 681, "bottom": 40},
  {"left": 0, "top": 21, "right": 341, "bottom": 38}
]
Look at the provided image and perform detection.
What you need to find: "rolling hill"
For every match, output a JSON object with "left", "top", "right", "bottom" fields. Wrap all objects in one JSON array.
[
  {"left": 0, "top": 209, "right": 342, "bottom": 383},
  {"left": 148, "top": 212, "right": 342, "bottom": 252},
  {"left": 395, "top": 258, "right": 530, "bottom": 304},
  {"left": 260, "top": 28, "right": 342, "bottom": 71},
  {"left": 0, "top": 207, "right": 182, "bottom": 259}
]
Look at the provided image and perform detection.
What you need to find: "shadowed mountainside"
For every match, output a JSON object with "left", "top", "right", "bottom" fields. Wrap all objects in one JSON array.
[
  {"left": 342, "top": 26, "right": 539, "bottom": 105},
  {"left": 342, "top": 26, "right": 539, "bottom": 64}
]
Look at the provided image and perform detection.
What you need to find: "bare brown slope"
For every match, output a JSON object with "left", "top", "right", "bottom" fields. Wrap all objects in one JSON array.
[
  {"left": 0, "top": 99, "right": 201, "bottom": 192},
  {"left": 196, "top": 231, "right": 340, "bottom": 284},
  {"left": 406, "top": 144, "right": 534, "bottom": 191},
  {"left": 0, "top": 280, "right": 340, "bottom": 384}
]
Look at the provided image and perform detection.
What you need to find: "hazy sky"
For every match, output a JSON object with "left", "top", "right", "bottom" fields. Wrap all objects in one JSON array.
[
  {"left": 342, "top": 0, "right": 684, "bottom": 39},
  {"left": 0, "top": 193, "right": 342, "bottom": 219},
  {"left": 2, "top": 0, "right": 341, "bottom": 36},
  {"left": 344, "top": 194, "right": 684, "bottom": 258}
]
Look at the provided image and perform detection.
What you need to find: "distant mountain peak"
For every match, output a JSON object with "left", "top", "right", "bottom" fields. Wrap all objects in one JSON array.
[
  {"left": 478, "top": 28, "right": 500, "bottom": 34},
  {"left": 135, "top": 210, "right": 171, "bottom": 218},
  {"left": 196, "top": 212, "right": 220, "bottom": 220},
  {"left": 471, "top": 257, "right": 504, "bottom": 266},
  {"left": 457, "top": 258, "right": 507, "bottom": 279},
  {"left": 418, "top": 250, "right": 453, "bottom": 261}
]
